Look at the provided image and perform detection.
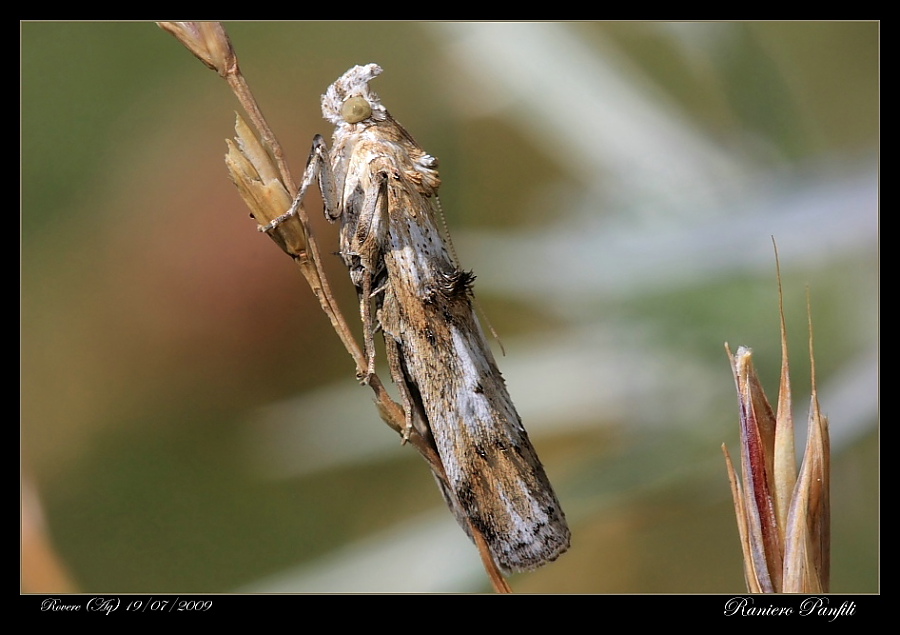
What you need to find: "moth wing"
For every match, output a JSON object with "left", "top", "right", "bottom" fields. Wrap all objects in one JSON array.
[{"left": 434, "top": 322, "right": 570, "bottom": 571}]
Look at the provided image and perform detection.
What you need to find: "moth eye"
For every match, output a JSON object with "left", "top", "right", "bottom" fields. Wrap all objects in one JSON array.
[{"left": 341, "top": 96, "right": 372, "bottom": 123}]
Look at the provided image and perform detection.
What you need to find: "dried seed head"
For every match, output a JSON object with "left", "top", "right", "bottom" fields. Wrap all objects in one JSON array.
[
  {"left": 723, "top": 268, "right": 830, "bottom": 593},
  {"left": 158, "top": 22, "right": 235, "bottom": 77},
  {"left": 225, "top": 115, "right": 306, "bottom": 257}
]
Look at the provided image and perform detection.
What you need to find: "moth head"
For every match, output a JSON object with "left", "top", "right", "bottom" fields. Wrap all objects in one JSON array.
[{"left": 321, "top": 63, "right": 387, "bottom": 126}]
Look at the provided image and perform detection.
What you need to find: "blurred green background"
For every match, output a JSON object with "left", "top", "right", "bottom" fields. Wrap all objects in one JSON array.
[{"left": 22, "top": 22, "right": 877, "bottom": 593}]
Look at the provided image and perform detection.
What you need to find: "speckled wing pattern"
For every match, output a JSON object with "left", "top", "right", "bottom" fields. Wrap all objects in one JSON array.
[{"left": 318, "top": 64, "right": 569, "bottom": 572}]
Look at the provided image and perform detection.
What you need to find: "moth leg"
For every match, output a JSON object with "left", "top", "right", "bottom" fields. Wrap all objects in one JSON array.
[
  {"left": 346, "top": 168, "right": 392, "bottom": 382},
  {"left": 381, "top": 308, "right": 418, "bottom": 442},
  {"left": 258, "top": 134, "right": 336, "bottom": 232},
  {"left": 378, "top": 282, "right": 434, "bottom": 444},
  {"left": 357, "top": 269, "right": 377, "bottom": 384}
]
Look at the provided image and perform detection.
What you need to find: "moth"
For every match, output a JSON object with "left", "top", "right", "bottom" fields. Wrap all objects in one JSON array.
[{"left": 266, "top": 64, "right": 570, "bottom": 572}]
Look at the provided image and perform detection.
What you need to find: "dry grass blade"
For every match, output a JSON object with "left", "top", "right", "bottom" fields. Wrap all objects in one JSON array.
[
  {"left": 782, "top": 296, "right": 830, "bottom": 593},
  {"left": 772, "top": 248, "right": 798, "bottom": 538},
  {"left": 722, "top": 443, "right": 761, "bottom": 593},
  {"left": 728, "top": 345, "right": 782, "bottom": 592}
]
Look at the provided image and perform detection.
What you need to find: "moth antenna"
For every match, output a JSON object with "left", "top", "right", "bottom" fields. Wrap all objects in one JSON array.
[
  {"left": 482, "top": 306, "right": 507, "bottom": 357},
  {"left": 432, "top": 195, "right": 459, "bottom": 267}
]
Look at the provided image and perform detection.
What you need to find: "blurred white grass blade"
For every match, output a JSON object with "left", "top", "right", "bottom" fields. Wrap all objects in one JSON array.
[
  {"left": 459, "top": 163, "right": 876, "bottom": 306},
  {"left": 430, "top": 22, "right": 749, "bottom": 211},
  {"left": 246, "top": 327, "right": 714, "bottom": 480},
  {"left": 239, "top": 511, "right": 483, "bottom": 593},
  {"left": 245, "top": 381, "right": 400, "bottom": 478}
]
